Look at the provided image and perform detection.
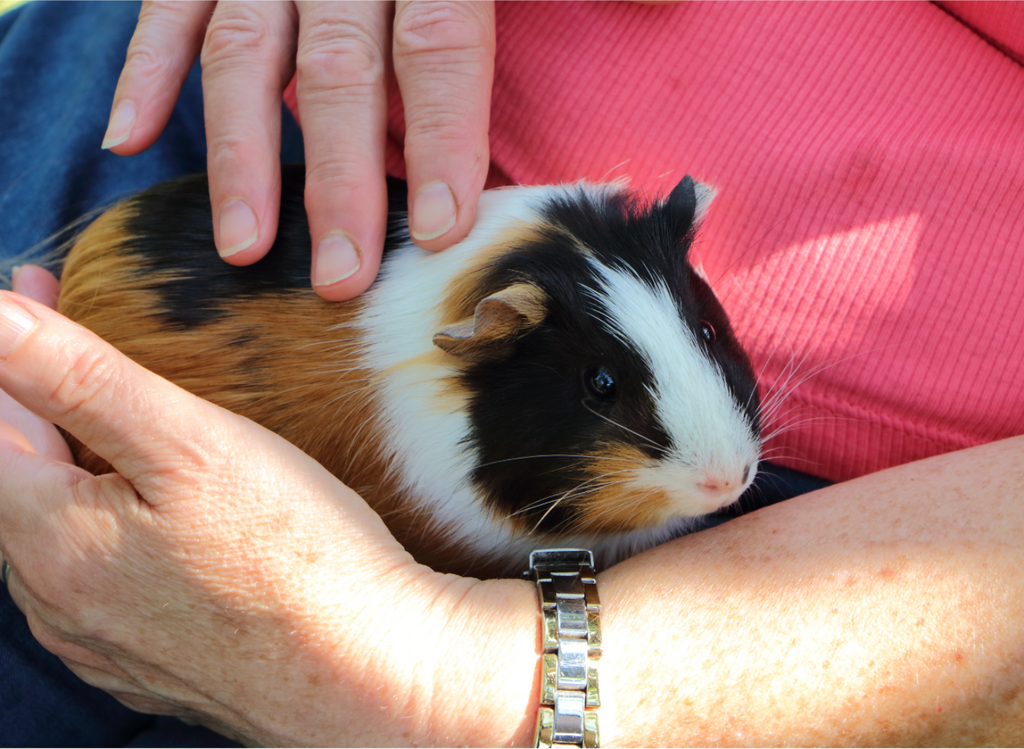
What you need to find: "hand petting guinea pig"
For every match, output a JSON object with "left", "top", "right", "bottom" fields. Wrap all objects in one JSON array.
[{"left": 57, "top": 165, "right": 761, "bottom": 577}]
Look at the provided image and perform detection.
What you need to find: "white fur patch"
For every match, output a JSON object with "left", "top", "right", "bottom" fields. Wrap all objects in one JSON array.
[
  {"left": 585, "top": 259, "right": 759, "bottom": 515},
  {"left": 693, "top": 180, "right": 717, "bottom": 225},
  {"left": 357, "top": 185, "right": 585, "bottom": 562}
]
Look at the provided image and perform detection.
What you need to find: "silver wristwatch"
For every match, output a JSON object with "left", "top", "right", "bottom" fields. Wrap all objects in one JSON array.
[{"left": 526, "top": 549, "right": 601, "bottom": 748}]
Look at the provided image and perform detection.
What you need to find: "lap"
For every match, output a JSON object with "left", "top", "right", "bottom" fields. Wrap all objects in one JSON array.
[{"left": 0, "top": 3, "right": 824, "bottom": 745}]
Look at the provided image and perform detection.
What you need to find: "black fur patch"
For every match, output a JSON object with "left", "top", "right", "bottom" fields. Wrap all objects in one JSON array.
[
  {"left": 114, "top": 165, "right": 409, "bottom": 329},
  {"left": 463, "top": 183, "right": 760, "bottom": 532}
]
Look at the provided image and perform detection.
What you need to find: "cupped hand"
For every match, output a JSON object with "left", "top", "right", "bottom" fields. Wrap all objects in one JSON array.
[
  {"left": 103, "top": 0, "right": 495, "bottom": 301},
  {"left": 0, "top": 288, "right": 539, "bottom": 745}
]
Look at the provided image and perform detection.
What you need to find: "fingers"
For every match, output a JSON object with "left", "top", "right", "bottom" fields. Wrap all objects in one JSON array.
[
  {"left": 0, "top": 428, "right": 112, "bottom": 612},
  {"left": 2, "top": 269, "right": 72, "bottom": 461},
  {"left": 0, "top": 419, "right": 36, "bottom": 456},
  {"left": 106, "top": 0, "right": 494, "bottom": 304},
  {"left": 104, "top": 1, "right": 300, "bottom": 265},
  {"left": 102, "top": 1, "right": 215, "bottom": 154},
  {"left": 11, "top": 265, "right": 60, "bottom": 310},
  {"left": 295, "top": 1, "right": 392, "bottom": 301},
  {"left": 0, "top": 393, "right": 73, "bottom": 463},
  {"left": 394, "top": 1, "right": 494, "bottom": 252},
  {"left": 201, "top": 2, "right": 300, "bottom": 264}
]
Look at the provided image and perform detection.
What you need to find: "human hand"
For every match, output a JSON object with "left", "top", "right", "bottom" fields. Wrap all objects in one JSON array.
[
  {"left": 0, "top": 289, "right": 538, "bottom": 745},
  {"left": 102, "top": 1, "right": 495, "bottom": 301}
]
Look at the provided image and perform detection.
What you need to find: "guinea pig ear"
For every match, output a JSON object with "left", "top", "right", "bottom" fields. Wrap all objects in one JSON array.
[
  {"left": 665, "top": 175, "right": 717, "bottom": 230},
  {"left": 433, "top": 283, "right": 548, "bottom": 363}
]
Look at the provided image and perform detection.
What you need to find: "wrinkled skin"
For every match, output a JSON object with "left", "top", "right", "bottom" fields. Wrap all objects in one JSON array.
[{"left": 104, "top": 0, "right": 495, "bottom": 300}]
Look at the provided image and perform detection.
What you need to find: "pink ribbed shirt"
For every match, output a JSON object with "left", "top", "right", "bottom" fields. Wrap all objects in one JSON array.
[{"left": 288, "top": 1, "right": 1024, "bottom": 483}]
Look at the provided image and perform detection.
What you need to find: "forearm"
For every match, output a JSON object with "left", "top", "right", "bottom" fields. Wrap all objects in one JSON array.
[
  {"left": 595, "top": 434, "right": 1024, "bottom": 746},
  {"left": 427, "top": 435, "right": 1024, "bottom": 747}
]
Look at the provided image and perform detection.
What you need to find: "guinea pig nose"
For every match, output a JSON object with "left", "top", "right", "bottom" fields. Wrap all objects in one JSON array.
[{"left": 697, "top": 480, "right": 728, "bottom": 498}]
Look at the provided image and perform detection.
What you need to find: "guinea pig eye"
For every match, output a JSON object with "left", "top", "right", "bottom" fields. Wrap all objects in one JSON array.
[
  {"left": 584, "top": 365, "right": 617, "bottom": 401},
  {"left": 699, "top": 320, "right": 716, "bottom": 344}
]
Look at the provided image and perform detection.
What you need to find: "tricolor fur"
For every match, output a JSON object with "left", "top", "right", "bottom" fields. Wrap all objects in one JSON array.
[{"left": 59, "top": 166, "right": 760, "bottom": 577}]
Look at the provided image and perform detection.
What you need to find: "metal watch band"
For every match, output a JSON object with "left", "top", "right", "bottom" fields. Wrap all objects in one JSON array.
[{"left": 526, "top": 549, "right": 601, "bottom": 748}]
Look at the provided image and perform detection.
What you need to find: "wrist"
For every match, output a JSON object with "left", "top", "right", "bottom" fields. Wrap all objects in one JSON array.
[
  {"left": 298, "top": 559, "right": 539, "bottom": 747},
  {"left": 409, "top": 573, "right": 540, "bottom": 747}
]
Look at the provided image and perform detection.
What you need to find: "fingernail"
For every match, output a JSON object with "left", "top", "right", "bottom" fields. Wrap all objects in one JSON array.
[
  {"left": 410, "top": 181, "right": 457, "bottom": 242},
  {"left": 218, "top": 199, "right": 259, "bottom": 257},
  {"left": 0, "top": 297, "right": 39, "bottom": 360},
  {"left": 11, "top": 266, "right": 22, "bottom": 287},
  {"left": 101, "top": 100, "right": 137, "bottom": 150},
  {"left": 314, "top": 232, "right": 361, "bottom": 286}
]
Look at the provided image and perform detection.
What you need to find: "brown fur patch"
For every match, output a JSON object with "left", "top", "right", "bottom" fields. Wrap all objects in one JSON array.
[
  {"left": 571, "top": 444, "right": 674, "bottom": 534},
  {"left": 58, "top": 212, "right": 456, "bottom": 564},
  {"left": 435, "top": 221, "right": 559, "bottom": 326}
]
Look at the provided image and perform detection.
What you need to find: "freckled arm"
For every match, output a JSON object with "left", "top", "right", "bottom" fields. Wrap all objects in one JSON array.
[
  {"left": 427, "top": 434, "right": 1024, "bottom": 745},
  {"left": 579, "top": 434, "right": 1024, "bottom": 745}
]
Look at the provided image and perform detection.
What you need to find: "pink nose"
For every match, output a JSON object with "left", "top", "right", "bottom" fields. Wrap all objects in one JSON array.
[
  {"left": 697, "top": 480, "right": 732, "bottom": 498},
  {"left": 698, "top": 463, "right": 757, "bottom": 500}
]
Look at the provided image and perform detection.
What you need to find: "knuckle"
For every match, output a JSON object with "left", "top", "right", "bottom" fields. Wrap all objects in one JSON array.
[
  {"left": 110, "top": 692, "right": 179, "bottom": 715},
  {"left": 122, "top": 38, "right": 169, "bottom": 85},
  {"left": 201, "top": 8, "right": 272, "bottom": 70},
  {"left": 16, "top": 539, "right": 98, "bottom": 619},
  {"left": 297, "top": 21, "right": 385, "bottom": 91},
  {"left": 23, "top": 592, "right": 91, "bottom": 650},
  {"left": 49, "top": 347, "right": 121, "bottom": 424},
  {"left": 206, "top": 130, "right": 254, "bottom": 173},
  {"left": 406, "top": 96, "right": 480, "bottom": 136},
  {"left": 205, "top": 134, "right": 277, "bottom": 195},
  {"left": 394, "top": 2, "right": 493, "bottom": 61},
  {"left": 303, "top": 161, "right": 372, "bottom": 203},
  {"left": 303, "top": 157, "right": 385, "bottom": 200},
  {"left": 404, "top": 99, "right": 489, "bottom": 163}
]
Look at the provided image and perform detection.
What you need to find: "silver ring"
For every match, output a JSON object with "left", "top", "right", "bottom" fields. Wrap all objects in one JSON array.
[{"left": 2, "top": 559, "right": 10, "bottom": 586}]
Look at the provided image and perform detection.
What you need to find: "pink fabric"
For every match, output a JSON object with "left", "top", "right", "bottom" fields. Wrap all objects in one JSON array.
[{"left": 286, "top": 1, "right": 1024, "bottom": 483}]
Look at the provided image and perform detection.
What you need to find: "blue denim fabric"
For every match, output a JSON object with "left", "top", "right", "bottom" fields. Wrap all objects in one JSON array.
[
  {"left": 0, "top": 2, "right": 299, "bottom": 745},
  {"left": 0, "top": 2, "right": 206, "bottom": 264},
  {"left": 0, "top": 2, "right": 828, "bottom": 745}
]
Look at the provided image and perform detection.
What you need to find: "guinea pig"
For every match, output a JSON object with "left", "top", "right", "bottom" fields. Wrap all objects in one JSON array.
[{"left": 57, "top": 165, "right": 761, "bottom": 578}]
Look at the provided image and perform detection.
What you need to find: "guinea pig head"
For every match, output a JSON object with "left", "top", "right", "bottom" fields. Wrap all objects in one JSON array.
[{"left": 433, "top": 176, "right": 762, "bottom": 539}]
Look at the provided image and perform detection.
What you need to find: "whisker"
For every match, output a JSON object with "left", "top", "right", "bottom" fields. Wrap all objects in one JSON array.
[
  {"left": 759, "top": 340, "right": 816, "bottom": 424},
  {"left": 506, "top": 468, "right": 639, "bottom": 523},
  {"left": 475, "top": 453, "right": 638, "bottom": 471},
  {"left": 756, "top": 452, "right": 824, "bottom": 468},
  {"left": 598, "top": 158, "right": 634, "bottom": 184},
  {"left": 748, "top": 329, "right": 789, "bottom": 416},
  {"left": 509, "top": 468, "right": 638, "bottom": 519},
  {"left": 531, "top": 481, "right": 604, "bottom": 532},
  {"left": 582, "top": 401, "right": 661, "bottom": 451},
  {"left": 756, "top": 340, "right": 905, "bottom": 441}
]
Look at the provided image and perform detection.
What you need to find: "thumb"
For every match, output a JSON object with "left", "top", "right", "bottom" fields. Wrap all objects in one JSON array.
[{"left": 0, "top": 291, "right": 223, "bottom": 498}]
